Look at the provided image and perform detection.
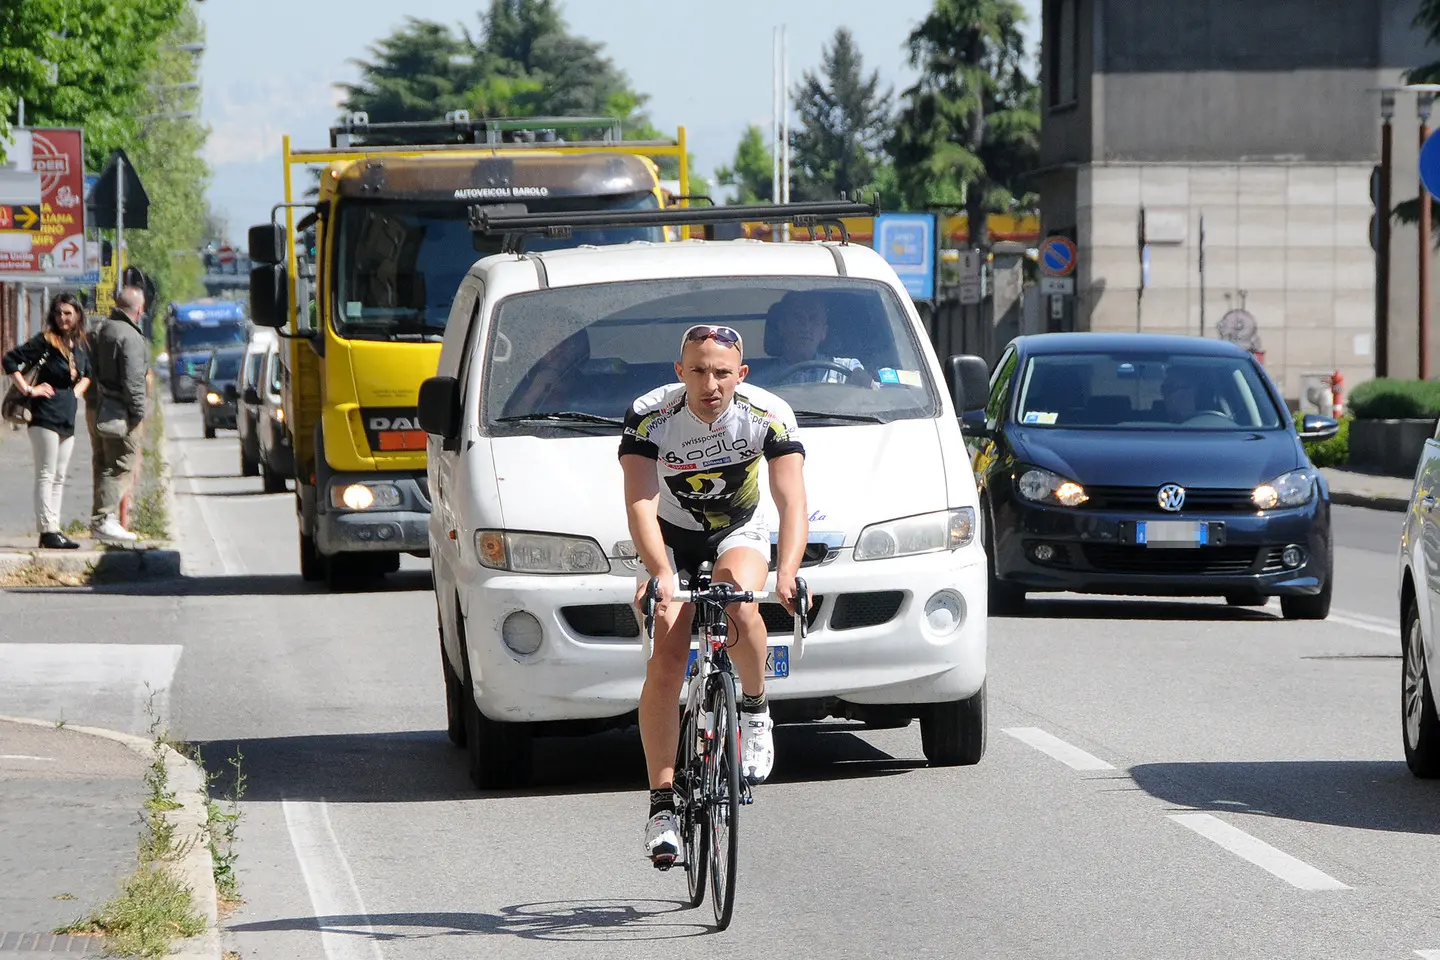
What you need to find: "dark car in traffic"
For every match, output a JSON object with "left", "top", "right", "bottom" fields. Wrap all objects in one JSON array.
[
  {"left": 197, "top": 346, "right": 245, "bottom": 439},
  {"left": 965, "top": 333, "right": 1340, "bottom": 619}
]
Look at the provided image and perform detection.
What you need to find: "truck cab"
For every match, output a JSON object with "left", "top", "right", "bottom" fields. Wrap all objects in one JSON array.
[{"left": 165, "top": 300, "right": 249, "bottom": 402}]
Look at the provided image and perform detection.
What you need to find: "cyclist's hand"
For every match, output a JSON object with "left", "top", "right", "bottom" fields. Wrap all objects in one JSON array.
[
  {"left": 776, "top": 570, "right": 799, "bottom": 614},
  {"left": 634, "top": 573, "right": 675, "bottom": 618}
]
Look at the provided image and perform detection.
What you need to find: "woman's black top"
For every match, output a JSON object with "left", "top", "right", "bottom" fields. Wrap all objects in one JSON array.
[{"left": 2, "top": 333, "right": 91, "bottom": 439}]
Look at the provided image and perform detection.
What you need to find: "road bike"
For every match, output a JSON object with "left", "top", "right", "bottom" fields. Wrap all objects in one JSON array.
[{"left": 641, "top": 562, "right": 809, "bottom": 930}]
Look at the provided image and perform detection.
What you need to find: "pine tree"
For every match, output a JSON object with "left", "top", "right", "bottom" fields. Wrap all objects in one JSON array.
[{"left": 790, "top": 28, "right": 893, "bottom": 203}]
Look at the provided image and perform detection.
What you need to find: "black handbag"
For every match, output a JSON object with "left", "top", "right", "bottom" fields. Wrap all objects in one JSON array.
[{"left": 1, "top": 346, "right": 50, "bottom": 425}]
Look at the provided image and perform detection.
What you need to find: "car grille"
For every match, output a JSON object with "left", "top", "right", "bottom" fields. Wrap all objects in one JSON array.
[
  {"left": 1082, "top": 545, "right": 1260, "bottom": 576},
  {"left": 830, "top": 591, "right": 905, "bottom": 630},
  {"left": 561, "top": 604, "right": 640, "bottom": 639},
  {"left": 1084, "top": 486, "right": 1258, "bottom": 513}
]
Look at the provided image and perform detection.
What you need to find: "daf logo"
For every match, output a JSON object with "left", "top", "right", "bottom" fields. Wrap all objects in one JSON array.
[
  {"left": 369, "top": 417, "right": 418, "bottom": 431},
  {"left": 1157, "top": 484, "right": 1186, "bottom": 512}
]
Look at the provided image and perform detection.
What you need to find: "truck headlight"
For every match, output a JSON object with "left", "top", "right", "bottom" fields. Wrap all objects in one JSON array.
[
  {"left": 474, "top": 530, "right": 611, "bottom": 574},
  {"left": 1252, "top": 469, "right": 1316, "bottom": 510},
  {"left": 331, "top": 482, "right": 401, "bottom": 510},
  {"left": 854, "top": 508, "right": 976, "bottom": 561},
  {"left": 205, "top": 391, "right": 222, "bottom": 405},
  {"left": 1017, "top": 467, "right": 1089, "bottom": 507}
]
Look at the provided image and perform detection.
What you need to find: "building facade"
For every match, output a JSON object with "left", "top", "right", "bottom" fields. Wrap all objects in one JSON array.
[{"left": 1038, "top": 0, "right": 1435, "bottom": 402}]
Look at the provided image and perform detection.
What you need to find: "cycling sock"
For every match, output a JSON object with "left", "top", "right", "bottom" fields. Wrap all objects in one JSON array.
[
  {"left": 649, "top": 787, "right": 676, "bottom": 817},
  {"left": 740, "top": 691, "right": 768, "bottom": 714}
]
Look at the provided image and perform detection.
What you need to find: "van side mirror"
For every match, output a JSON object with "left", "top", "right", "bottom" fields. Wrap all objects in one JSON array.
[
  {"left": 418, "top": 376, "right": 461, "bottom": 446},
  {"left": 944, "top": 355, "right": 990, "bottom": 415},
  {"left": 244, "top": 385, "right": 261, "bottom": 406},
  {"left": 249, "top": 263, "right": 288, "bottom": 328},
  {"left": 1298, "top": 413, "right": 1340, "bottom": 442},
  {"left": 224, "top": 382, "right": 239, "bottom": 402},
  {"left": 248, "top": 223, "right": 285, "bottom": 265}
]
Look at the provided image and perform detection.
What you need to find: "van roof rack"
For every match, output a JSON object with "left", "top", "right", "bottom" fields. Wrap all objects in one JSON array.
[
  {"left": 469, "top": 198, "right": 881, "bottom": 254},
  {"left": 330, "top": 111, "right": 626, "bottom": 148}
]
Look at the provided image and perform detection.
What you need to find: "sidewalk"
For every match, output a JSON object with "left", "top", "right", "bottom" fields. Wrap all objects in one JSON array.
[{"left": 1321, "top": 467, "right": 1414, "bottom": 513}]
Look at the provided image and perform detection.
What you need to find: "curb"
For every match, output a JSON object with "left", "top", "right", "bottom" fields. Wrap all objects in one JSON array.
[
  {"left": 0, "top": 716, "right": 220, "bottom": 960},
  {"left": 0, "top": 547, "right": 183, "bottom": 582},
  {"left": 1328, "top": 490, "right": 1408, "bottom": 513}
]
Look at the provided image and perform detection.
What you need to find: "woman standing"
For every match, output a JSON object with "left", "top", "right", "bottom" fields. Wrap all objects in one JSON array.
[{"left": 3, "top": 293, "right": 92, "bottom": 549}]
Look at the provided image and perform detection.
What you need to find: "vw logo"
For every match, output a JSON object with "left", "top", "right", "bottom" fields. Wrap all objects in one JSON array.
[{"left": 1157, "top": 484, "right": 1186, "bottom": 512}]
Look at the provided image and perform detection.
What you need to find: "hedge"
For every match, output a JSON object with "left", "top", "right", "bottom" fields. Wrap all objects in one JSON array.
[{"left": 1347, "top": 378, "right": 1440, "bottom": 420}]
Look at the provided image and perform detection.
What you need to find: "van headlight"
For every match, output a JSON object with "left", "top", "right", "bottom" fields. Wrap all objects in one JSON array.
[
  {"left": 1017, "top": 467, "right": 1089, "bottom": 507},
  {"left": 330, "top": 482, "right": 401, "bottom": 510},
  {"left": 854, "top": 508, "right": 976, "bottom": 561},
  {"left": 475, "top": 530, "right": 611, "bottom": 574},
  {"left": 1252, "top": 469, "right": 1316, "bottom": 510}
]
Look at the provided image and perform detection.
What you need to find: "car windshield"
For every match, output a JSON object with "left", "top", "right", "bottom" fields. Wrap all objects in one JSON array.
[
  {"left": 267, "top": 350, "right": 282, "bottom": 394},
  {"left": 482, "top": 277, "right": 939, "bottom": 436},
  {"left": 175, "top": 325, "right": 246, "bottom": 350},
  {"left": 333, "top": 192, "right": 664, "bottom": 343},
  {"left": 210, "top": 352, "right": 242, "bottom": 380},
  {"left": 1014, "top": 352, "right": 1284, "bottom": 430},
  {"left": 243, "top": 350, "right": 263, "bottom": 387}
]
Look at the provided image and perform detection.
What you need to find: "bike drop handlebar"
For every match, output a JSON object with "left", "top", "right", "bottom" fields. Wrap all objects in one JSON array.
[{"left": 640, "top": 575, "right": 808, "bottom": 660}]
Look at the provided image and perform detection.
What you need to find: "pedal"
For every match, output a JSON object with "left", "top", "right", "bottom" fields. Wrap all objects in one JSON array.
[{"left": 651, "top": 854, "right": 677, "bottom": 871}]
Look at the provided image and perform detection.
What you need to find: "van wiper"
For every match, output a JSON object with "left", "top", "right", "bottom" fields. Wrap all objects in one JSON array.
[
  {"left": 792, "top": 409, "right": 886, "bottom": 424},
  {"left": 494, "top": 411, "right": 625, "bottom": 426}
]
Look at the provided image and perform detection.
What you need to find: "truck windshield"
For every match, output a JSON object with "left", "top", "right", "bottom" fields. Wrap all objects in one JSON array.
[
  {"left": 483, "top": 277, "right": 941, "bottom": 436},
  {"left": 174, "top": 325, "right": 246, "bottom": 351},
  {"left": 333, "top": 192, "right": 663, "bottom": 342}
]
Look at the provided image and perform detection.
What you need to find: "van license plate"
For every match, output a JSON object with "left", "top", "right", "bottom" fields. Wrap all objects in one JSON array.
[
  {"left": 1136, "top": 520, "right": 1208, "bottom": 548},
  {"left": 687, "top": 645, "right": 789, "bottom": 679}
]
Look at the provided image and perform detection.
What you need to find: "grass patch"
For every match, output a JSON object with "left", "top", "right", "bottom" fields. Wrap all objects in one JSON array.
[
  {"left": 63, "top": 517, "right": 89, "bottom": 537},
  {"left": 130, "top": 395, "right": 169, "bottom": 542},
  {"left": 0, "top": 562, "right": 90, "bottom": 588}
]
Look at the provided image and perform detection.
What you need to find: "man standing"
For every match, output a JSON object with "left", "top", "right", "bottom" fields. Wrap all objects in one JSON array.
[{"left": 90, "top": 285, "right": 149, "bottom": 543}]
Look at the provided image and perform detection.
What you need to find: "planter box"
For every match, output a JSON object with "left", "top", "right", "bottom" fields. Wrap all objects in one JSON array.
[{"left": 1348, "top": 418, "right": 1439, "bottom": 478}]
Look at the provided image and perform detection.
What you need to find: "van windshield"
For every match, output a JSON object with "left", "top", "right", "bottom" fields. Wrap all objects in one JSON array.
[{"left": 482, "top": 277, "right": 940, "bottom": 436}]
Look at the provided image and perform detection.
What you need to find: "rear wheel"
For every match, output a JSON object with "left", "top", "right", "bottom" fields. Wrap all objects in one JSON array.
[
  {"left": 707, "top": 672, "right": 740, "bottom": 930},
  {"left": 675, "top": 701, "right": 708, "bottom": 907},
  {"left": 920, "top": 682, "right": 988, "bottom": 767},
  {"left": 1403, "top": 598, "right": 1440, "bottom": 777}
]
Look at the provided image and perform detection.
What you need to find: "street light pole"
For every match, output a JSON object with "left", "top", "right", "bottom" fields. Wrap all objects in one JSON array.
[
  {"left": 1378, "top": 92, "right": 1395, "bottom": 378},
  {"left": 1421, "top": 91, "right": 1435, "bottom": 380}
]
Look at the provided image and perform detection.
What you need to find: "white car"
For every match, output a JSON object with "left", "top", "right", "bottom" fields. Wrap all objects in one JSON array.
[
  {"left": 420, "top": 207, "right": 992, "bottom": 788},
  {"left": 1402, "top": 433, "right": 1440, "bottom": 776}
]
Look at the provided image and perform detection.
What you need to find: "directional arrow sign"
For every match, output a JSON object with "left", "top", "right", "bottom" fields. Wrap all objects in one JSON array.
[{"left": 0, "top": 205, "right": 42, "bottom": 232}]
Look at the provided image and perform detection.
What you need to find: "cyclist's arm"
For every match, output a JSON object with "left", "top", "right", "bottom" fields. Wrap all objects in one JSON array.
[
  {"left": 620, "top": 454, "right": 673, "bottom": 582},
  {"left": 769, "top": 453, "right": 807, "bottom": 580}
]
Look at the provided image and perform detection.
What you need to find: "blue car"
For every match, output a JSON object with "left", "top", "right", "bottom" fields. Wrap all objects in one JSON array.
[{"left": 965, "top": 333, "right": 1340, "bottom": 618}]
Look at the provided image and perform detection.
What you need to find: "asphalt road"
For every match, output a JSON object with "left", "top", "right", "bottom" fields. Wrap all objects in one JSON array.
[{"left": 4, "top": 400, "right": 1436, "bottom": 960}]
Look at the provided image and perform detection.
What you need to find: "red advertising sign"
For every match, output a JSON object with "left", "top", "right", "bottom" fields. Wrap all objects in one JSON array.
[{"left": 0, "top": 128, "right": 86, "bottom": 277}]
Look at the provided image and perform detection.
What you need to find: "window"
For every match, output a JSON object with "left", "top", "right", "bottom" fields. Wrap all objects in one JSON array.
[
  {"left": 1048, "top": 0, "right": 1078, "bottom": 108},
  {"left": 986, "top": 347, "right": 1018, "bottom": 424}
]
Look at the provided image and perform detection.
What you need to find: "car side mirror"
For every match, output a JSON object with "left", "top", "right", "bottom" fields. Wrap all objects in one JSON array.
[
  {"left": 1298, "top": 413, "right": 1340, "bottom": 442},
  {"left": 418, "top": 376, "right": 461, "bottom": 448},
  {"left": 244, "top": 385, "right": 261, "bottom": 406},
  {"left": 944, "top": 354, "right": 991, "bottom": 415}
]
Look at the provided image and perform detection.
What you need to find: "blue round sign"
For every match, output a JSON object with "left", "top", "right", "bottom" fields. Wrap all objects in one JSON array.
[{"left": 1422, "top": 131, "right": 1440, "bottom": 200}]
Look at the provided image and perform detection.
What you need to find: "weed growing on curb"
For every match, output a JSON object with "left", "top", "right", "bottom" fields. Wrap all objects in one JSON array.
[{"left": 192, "top": 743, "right": 247, "bottom": 906}]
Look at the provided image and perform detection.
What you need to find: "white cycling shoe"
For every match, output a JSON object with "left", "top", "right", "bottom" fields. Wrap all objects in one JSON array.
[
  {"left": 741, "top": 711, "right": 775, "bottom": 784},
  {"left": 644, "top": 810, "right": 681, "bottom": 863}
]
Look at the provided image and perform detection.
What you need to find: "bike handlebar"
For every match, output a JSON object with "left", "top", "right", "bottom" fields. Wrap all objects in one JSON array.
[{"left": 640, "top": 575, "right": 809, "bottom": 657}]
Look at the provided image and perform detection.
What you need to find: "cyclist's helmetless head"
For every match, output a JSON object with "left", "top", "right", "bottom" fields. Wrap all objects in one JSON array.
[{"left": 677, "top": 324, "right": 747, "bottom": 422}]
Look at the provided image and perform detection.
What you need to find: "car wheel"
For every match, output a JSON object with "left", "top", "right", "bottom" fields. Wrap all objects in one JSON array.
[
  {"left": 919, "top": 682, "right": 987, "bottom": 767},
  {"left": 241, "top": 447, "right": 259, "bottom": 477},
  {"left": 985, "top": 504, "right": 1025, "bottom": 615},
  {"left": 440, "top": 611, "right": 466, "bottom": 749},
  {"left": 203, "top": 420, "right": 216, "bottom": 440},
  {"left": 1280, "top": 549, "right": 1333, "bottom": 621},
  {"left": 262, "top": 461, "right": 287, "bottom": 494},
  {"left": 459, "top": 617, "right": 533, "bottom": 789},
  {"left": 299, "top": 532, "right": 325, "bottom": 582},
  {"left": 1403, "top": 599, "right": 1440, "bottom": 778},
  {"left": 1225, "top": 592, "right": 1267, "bottom": 607}
]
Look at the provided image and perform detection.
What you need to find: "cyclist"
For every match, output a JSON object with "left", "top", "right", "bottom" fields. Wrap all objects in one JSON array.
[{"left": 619, "top": 322, "right": 809, "bottom": 864}]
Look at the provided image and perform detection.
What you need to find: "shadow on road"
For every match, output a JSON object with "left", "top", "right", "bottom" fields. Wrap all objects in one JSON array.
[
  {"left": 198, "top": 722, "right": 924, "bottom": 803},
  {"left": 1009, "top": 596, "right": 1280, "bottom": 622},
  {"left": 1129, "top": 759, "right": 1440, "bottom": 835},
  {"left": 183, "top": 488, "right": 281, "bottom": 499},
  {"left": 85, "top": 570, "right": 434, "bottom": 597},
  {"left": 228, "top": 899, "right": 711, "bottom": 943}
]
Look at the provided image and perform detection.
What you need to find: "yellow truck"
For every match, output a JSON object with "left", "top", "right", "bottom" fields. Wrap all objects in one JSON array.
[{"left": 246, "top": 113, "right": 688, "bottom": 588}]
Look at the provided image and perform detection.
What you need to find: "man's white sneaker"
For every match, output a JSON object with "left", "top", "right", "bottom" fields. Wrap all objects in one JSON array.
[
  {"left": 741, "top": 711, "right": 775, "bottom": 784},
  {"left": 644, "top": 810, "right": 681, "bottom": 864},
  {"left": 93, "top": 516, "right": 137, "bottom": 543}
]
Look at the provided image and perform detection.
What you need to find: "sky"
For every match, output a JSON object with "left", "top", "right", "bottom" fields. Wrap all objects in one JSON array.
[{"left": 196, "top": 0, "right": 1043, "bottom": 240}]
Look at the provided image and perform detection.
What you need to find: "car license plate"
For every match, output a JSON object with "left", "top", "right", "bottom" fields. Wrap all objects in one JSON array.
[
  {"left": 687, "top": 645, "right": 789, "bottom": 679},
  {"left": 1136, "top": 520, "right": 1208, "bottom": 548}
]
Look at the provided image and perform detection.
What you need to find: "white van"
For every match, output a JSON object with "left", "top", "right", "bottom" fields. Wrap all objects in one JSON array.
[{"left": 420, "top": 226, "right": 992, "bottom": 789}]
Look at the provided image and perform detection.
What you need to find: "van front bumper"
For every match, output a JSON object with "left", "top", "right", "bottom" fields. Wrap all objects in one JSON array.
[{"left": 459, "top": 548, "right": 989, "bottom": 724}]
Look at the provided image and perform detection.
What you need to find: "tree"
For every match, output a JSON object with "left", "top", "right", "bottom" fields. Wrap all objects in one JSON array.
[
  {"left": 340, "top": 18, "right": 473, "bottom": 123},
  {"left": 789, "top": 28, "right": 893, "bottom": 203},
  {"left": 717, "top": 125, "right": 774, "bottom": 203},
  {"left": 1410, "top": 0, "right": 1440, "bottom": 83},
  {"left": 888, "top": 0, "right": 1040, "bottom": 246}
]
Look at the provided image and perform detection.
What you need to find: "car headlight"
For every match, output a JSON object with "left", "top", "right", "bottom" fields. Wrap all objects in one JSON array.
[
  {"left": 854, "top": 508, "right": 976, "bottom": 561},
  {"left": 273, "top": 407, "right": 285, "bottom": 423},
  {"left": 205, "top": 391, "right": 222, "bottom": 405},
  {"left": 330, "top": 482, "right": 401, "bottom": 510},
  {"left": 474, "top": 530, "right": 611, "bottom": 574},
  {"left": 1252, "top": 469, "right": 1316, "bottom": 510},
  {"left": 1017, "top": 467, "right": 1089, "bottom": 507}
]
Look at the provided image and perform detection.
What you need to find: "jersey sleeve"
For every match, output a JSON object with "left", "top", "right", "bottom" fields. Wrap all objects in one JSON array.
[
  {"left": 762, "top": 398, "right": 804, "bottom": 460},
  {"left": 618, "top": 402, "right": 660, "bottom": 460}
]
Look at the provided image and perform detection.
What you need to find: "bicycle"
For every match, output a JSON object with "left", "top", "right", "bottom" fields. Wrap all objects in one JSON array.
[{"left": 641, "top": 562, "right": 809, "bottom": 930}]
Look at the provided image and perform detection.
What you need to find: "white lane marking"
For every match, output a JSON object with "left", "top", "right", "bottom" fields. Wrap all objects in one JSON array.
[
  {"left": 0, "top": 755, "right": 55, "bottom": 761},
  {"left": 0, "top": 643, "right": 183, "bottom": 685},
  {"left": 1002, "top": 727, "right": 1115, "bottom": 771},
  {"left": 1327, "top": 613, "right": 1400, "bottom": 638},
  {"left": 1168, "top": 813, "right": 1351, "bottom": 891},
  {"left": 1414, "top": 951, "right": 1440, "bottom": 959},
  {"left": 175, "top": 441, "right": 244, "bottom": 576},
  {"left": 282, "top": 800, "right": 385, "bottom": 960}
]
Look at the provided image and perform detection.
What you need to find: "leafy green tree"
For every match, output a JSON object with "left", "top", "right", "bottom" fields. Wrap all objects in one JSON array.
[
  {"left": 340, "top": 18, "right": 473, "bottom": 123},
  {"left": 790, "top": 27, "right": 893, "bottom": 203},
  {"left": 888, "top": 0, "right": 1040, "bottom": 246},
  {"left": 717, "top": 125, "right": 774, "bottom": 203}
]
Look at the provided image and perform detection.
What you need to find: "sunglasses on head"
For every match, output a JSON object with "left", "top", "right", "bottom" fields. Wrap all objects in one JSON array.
[{"left": 680, "top": 324, "right": 743, "bottom": 351}]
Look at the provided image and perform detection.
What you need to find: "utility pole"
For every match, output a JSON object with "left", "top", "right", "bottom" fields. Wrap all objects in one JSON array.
[
  {"left": 1198, "top": 212, "right": 1206, "bottom": 337},
  {"left": 1421, "top": 91, "right": 1434, "bottom": 380},
  {"left": 115, "top": 154, "right": 126, "bottom": 295},
  {"left": 1378, "top": 91, "right": 1395, "bottom": 378}
]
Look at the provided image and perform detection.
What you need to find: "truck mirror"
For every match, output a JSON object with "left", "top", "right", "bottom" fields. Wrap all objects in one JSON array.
[
  {"left": 249, "top": 263, "right": 288, "bottom": 328},
  {"left": 945, "top": 355, "right": 990, "bottom": 415},
  {"left": 418, "top": 376, "right": 461, "bottom": 445},
  {"left": 248, "top": 223, "right": 285, "bottom": 265}
]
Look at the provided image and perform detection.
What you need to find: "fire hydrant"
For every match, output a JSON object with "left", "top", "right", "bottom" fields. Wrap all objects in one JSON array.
[{"left": 1329, "top": 370, "right": 1344, "bottom": 419}]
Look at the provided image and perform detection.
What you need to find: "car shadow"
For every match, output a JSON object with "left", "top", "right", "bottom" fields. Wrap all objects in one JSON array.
[
  {"left": 227, "top": 899, "right": 711, "bottom": 943},
  {"left": 85, "top": 570, "right": 434, "bottom": 597},
  {"left": 1008, "top": 596, "right": 1281, "bottom": 622},
  {"left": 1128, "top": 759, "right": 1440, "bottom": 835},
  {"left": 196, "top": 722, "right": 925, "bottom": 804}
]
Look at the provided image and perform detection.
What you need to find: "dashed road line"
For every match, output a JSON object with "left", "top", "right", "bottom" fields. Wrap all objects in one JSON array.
[
  {"left": 1168, "top": 813, "right": 1350, "bottom": 891},
  {"left": 1415, "top": 951, "right": 1440, "bottom": 959},
  {"left": 1002, "top": 727, "right": 1115, "bottom": 771},
  {"left": 282, "top": 800, "right": 385, "bottom": 960}
]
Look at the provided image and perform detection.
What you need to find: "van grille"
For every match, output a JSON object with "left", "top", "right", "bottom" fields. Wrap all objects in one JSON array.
[
  {"left": 830, "top": 591, "right": 905, "bottom": 630},
  {"left": 561, "top": 604, "right": 640, "bottom": 639}
]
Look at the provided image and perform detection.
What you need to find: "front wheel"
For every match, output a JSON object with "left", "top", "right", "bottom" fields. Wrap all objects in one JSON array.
[
  {"left": 1403, "top": 599, "right": 1440, "bottom": 777},
  {"left": 261, "top": 459, "right": 287, "bottom": 494},
  {"left": 1281, "top": 552, "right": 1333, "bottom": 621},
  {"left": 984, "top": 504, "right": 1025, "bottom": 615},
  {"left": 440, "top": 613, "right": 466, "bottom": 749},
  {"left": 675, "top": 701, "right": 708, "bottom": 908},
  {"left": 920, "top": 682, "right": 988, "bottom": 766},
  {"left": 299, "top": 532, "right": 325, "bottom": 582},
  {"left": 203, "top": 420, "right": 216, "bottom": 440},
  {"left": 706, "top": 672, "right": 740, "bottom": 930}
]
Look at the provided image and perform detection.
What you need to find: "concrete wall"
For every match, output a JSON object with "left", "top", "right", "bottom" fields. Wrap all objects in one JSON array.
[
  {"left": 1076, "top": 163, "right": 1376, "bottom": 400},
  {"left": 1038, "top": 0, "right": 1097, "bottom": 170}
]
